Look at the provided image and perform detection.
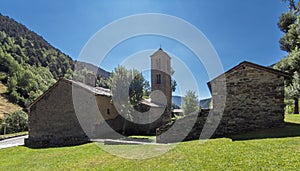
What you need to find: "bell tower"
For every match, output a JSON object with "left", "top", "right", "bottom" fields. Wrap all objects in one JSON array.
[{"left": 150, "top": 48, "right": 172, "bottom": 123}]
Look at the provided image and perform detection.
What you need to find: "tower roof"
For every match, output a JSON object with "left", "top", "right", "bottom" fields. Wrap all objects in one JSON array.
[{"left": 150, "top": 48, "right": 171, "bottom": 59}]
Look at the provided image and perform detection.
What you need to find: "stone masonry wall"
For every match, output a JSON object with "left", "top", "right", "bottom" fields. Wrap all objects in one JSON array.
[
  {"left": 25, "top": 80, "right": 89, "bottom": 147},
  {"left": 157, "top": 64, "right": 286, "bottom": 143},
  {"left": 212, "top": 65, "right": 285, "bottom": 135}
]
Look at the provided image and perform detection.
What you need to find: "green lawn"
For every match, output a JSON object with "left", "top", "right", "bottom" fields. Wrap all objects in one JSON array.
[
  {"left": 0, "top": 115, "right": 299, "bottom": 170},
  {"left": 285, "top": 114, "right": 300, "bottom": 124}
]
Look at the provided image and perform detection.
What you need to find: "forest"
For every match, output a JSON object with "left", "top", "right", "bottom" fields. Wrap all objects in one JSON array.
[{"left": 0, "top": 13, "right": 109, "bottom": 107}]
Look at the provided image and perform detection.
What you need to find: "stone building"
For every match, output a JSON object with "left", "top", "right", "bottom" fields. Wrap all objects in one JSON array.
[
  {"left": 25, "top": 78, "right": 118, "bottom": 147},
  {"left": 150, "top": 48, "right": 172, "bottom": 127},
  {"left": 25, "top": 48, "right": 172, "bottom": 147},
  {"left": 208, "top": 61, "right": 289, "bottom": 134},
  {"left": 157, "top": 61, "right": 289, "bottom": 143}
]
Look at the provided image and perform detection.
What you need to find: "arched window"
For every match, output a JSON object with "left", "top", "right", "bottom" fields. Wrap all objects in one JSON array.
[{"left": 107, "top": 108, "right": 110, "bottom": 115}]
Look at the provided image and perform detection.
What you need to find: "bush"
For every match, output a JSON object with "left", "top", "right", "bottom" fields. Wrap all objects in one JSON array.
[{"left": 4, "top": 110, "right": 28, "bottom": 134}]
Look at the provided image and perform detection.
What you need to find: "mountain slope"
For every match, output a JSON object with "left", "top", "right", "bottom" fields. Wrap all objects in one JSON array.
[
  {"left": 0, "top": 13, "right": 74, "bottom": 78},
  {"left": 0, "top": 13, "right": 109, "bottom": 107}
]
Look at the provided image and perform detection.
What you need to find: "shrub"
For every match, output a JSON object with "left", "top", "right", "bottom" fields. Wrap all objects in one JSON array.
[
  {"left": 285, "top": 99, "right": 294, "bottom": 114},
  {"left": 4, "top": 110, "right": 28, "bottom": 134}
]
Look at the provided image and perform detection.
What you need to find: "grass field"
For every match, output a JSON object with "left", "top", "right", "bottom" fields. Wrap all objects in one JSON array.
[
  {"left": 0, "top": 115, "right": 299, "bottom": 170},
  {"left": 285, "top": 114, "right": 300, "bottom": 124}
]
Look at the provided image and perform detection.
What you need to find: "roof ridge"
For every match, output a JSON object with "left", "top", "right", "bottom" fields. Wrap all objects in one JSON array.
[{"left": 208, "top": 61, "right": 290, "bottom": 84}]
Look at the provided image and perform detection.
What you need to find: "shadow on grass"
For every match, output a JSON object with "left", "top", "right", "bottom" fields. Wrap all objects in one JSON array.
[{"left": 226, "top": 122, "right": 300, "bottom": 141}]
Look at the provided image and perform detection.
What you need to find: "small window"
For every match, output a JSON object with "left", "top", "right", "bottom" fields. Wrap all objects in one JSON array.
[
  {"left": 156, "top": 74, "right": 161, "bottom": 84},
  {"left": 107, "top": 108, "right": 110, "bottom": 115}
]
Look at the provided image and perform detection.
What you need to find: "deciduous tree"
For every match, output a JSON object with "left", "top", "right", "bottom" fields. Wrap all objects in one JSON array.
[{"left": 182, "top": 90, "right": 200, "bottom": 115}]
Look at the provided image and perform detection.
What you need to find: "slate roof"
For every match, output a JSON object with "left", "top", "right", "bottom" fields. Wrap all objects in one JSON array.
[
  {"left": 27, "top": 78, "right": 163, "bottom": 110},
  {"left": 208, "top": 61, "right": 290, "bottom": 84},
  {"left": 70, "top": 79, "right": 112, "bottom": 97}
]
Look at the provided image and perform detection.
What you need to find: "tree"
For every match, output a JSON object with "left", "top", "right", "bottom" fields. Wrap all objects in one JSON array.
[
  {"left": 182, "top": 90, "right": 200, "bottom": 115},
  {"left": 275, "top": 0, "right": 300, "bottom": 114},
  {"left": 171, "top": 79, "right": 177, "bottom": 92},
  {"left": 285, "top": 71, "right": 300, "bottom": 114},
  {"left": 281, "top": 0, "right": 300, "bottom": 12},
  {"left": 278, "top": 12, "right": 296, "bottom": 33},
  {"left": 108, "top": 65, "right": 149, "bottom": 134},
  {"left": 171, "top": 67, "right": 177, "bottom": 92},
  {"left": 279, "top": 16, "right": 300, "bottom": 52},
  {"left": 109, "top": 66, "right": 149, "bottom": 106}
]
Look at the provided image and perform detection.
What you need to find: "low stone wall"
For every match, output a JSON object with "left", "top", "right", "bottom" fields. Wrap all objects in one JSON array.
[
  {"left": 156, "top": 109, "right": 210, "bottom": 143},
  {"left": 156, "top": 108, "right": 284, "bottom": 143},
  {"left": 93, "top": 114, "right": 168, "bottom": 138}
]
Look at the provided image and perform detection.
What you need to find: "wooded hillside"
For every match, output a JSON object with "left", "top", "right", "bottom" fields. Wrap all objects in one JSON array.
[{"left": 0, "top": 13, "right": 109, "bottom": 107}]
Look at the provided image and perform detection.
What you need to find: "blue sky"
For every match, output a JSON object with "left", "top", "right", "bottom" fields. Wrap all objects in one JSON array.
[{"left": 0, "top": 0, "right": 289, "bottom": 98}]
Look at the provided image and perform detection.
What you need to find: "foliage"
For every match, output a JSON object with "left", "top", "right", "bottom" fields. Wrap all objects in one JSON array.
[
  {"left": 3, "top": 110, "right": 28, "bottom": 134},
  {"left": 279, "top": 18, "right": 300, "bottom": 52},
  {"left": 285, "top": 99, "right": 295, "bottom": 114},
  {"left": 96, "top": 77, "right": 110, "bottom": 89},
  {"left": 171, "top": 79, "right": 177, "bottom": 92},
  {"left": 171, "top": 103, "right": 180, "bottom": 109},
  {"left": 275, "top": 1, "right": 300, "bottom": 113},
  {"left": 285, "top": 71, "right": 300, "bottom": 99},
  {"left": 109, "top": 65, "right": 149, "bottom": 106},
  {"left": 0, "top": 13, "right": 75, "bottom": 107},
  {"left": 108, "top": 66, "right": 150, "bottom": 134},
  {"left": 0, "top": 13, "right": 110, "bottom": 107},
  {"left": 281, "top": 0, "right": 300, "bottom": 12},
  {"left": 0, "top": 14, "right": 74, "bottom": 78},
  {"left": 278, "top": 12, "right": 297, "bottom": 33},
  {"left": 182, "top": 90, "right": 200, "bottom": 115}
]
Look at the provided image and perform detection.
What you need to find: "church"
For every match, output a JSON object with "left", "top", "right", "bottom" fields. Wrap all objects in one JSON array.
[
  {"left": 25, "top": 48, "right": 173, "bottom": 147},
  {"left": 25, "top": 45, "right": 289, "bottom": 146}
]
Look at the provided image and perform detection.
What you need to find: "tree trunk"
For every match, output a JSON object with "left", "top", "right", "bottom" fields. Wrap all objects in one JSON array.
[{"left": 294, "top": 98, "right": 299, "bottom": 114}]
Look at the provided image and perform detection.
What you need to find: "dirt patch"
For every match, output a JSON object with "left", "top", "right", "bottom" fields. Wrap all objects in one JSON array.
[{"left": 0, "top": 82, "right": 21, "bottom": 118}]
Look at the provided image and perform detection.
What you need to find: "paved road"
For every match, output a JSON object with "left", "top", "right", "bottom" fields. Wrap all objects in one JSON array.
[{"left": 0, "top": 135, "right": 28, "bottom": 149}]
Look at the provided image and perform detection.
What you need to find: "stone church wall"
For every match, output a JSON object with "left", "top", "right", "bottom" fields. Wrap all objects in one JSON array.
[
  {"left": 212, "top": 65, "right": 285, "bottom": 135},
  {"left": 25, "top": 80, "right": 89, "bottom": 147},
  {"left": 157, "top": 64, "right": 286, "bottom": 143}
]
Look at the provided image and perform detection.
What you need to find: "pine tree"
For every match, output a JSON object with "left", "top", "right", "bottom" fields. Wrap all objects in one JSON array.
[{"left": 275, "top": 0, "right": 300, "bottom": 114}]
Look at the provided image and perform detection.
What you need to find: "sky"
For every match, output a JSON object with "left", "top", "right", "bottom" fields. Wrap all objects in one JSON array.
[{"left": 0, "top": 0, "right": 289, "bottom": 99}]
